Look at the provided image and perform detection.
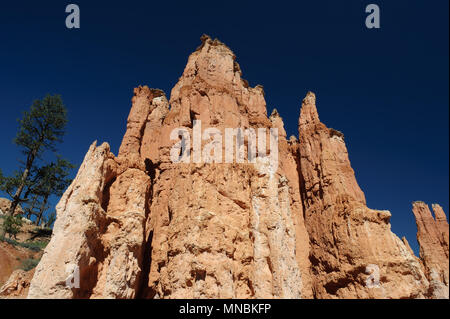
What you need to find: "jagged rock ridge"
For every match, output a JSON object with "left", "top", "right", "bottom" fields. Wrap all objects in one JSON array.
[{"left": 26, "top": 35, "right": 448, "bottom": 299}]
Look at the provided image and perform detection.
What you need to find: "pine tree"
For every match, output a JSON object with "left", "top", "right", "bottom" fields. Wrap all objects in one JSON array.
[
  {"left": 5, "top": 95, "right": 68, "bottom": 217},
  {"left": 2, "top": 215, "right": 23, "bottom": 240},
  {"left": 43, "top": 212, "right": 57, "bottom": 229},
  {"left": 0, "top": 95, "right": 70, "bottom": 237},
  {"left": 27, "top": 157, "right": 74, "bottom": 226}
]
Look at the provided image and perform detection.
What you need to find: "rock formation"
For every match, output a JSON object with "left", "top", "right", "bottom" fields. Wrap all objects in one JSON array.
[
  {"left": 0, "top": 242, "right": 31, "bottom": 287},
  {"left": 26, "top": 35, "right": 448, "bottom": 299},
  {"left": 0, "top": 198, "right": 23, "bottom": 216},
  {"left": 0, "top": 216, "right": 48, "bottom": 291},
  {"left": 297, "top": 93, "right": 430, "bottom": 298},
  {"left": 412, "top": 202, "right": 449, "bottom": 298},
  {"left": 0, "top": 269, "right": 35, "bottom": 298}
]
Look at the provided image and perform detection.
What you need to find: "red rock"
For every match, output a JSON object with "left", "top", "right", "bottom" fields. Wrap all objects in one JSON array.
[
  {"left": 412, "top": 202, "right": 449, "bottom": 298},
  {"left": 25, "top": 35, "right": 447, "bottom": 299},
  {"left": 0, "top": 269, "right": 35, "bottom": 299},
  {"left": 297, "top": 92, "right": 429, "bottom": 298}
]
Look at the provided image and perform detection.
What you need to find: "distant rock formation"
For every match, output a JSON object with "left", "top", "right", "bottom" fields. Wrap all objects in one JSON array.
[
  {"left": 26, "top": 35, "right": 448, "bottom": 299},
  {"left": 0, "top": 198, "right": 23, "bottom": 216}
]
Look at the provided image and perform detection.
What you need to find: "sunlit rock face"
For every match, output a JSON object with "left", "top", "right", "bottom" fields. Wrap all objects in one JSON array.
[
  {"left": 412, "top": 202, "right": 449, "bottom": 299},
  {"left": 26, "top": 36, "right": 448, "bottom": 299},
  {"left": 297, "top": 92, "right": 430, "bottom": 299}
]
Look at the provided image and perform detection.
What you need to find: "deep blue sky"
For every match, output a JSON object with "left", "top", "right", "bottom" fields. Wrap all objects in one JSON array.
[{"left": 0, "top": 1, "right": 448, "bottom": 255}]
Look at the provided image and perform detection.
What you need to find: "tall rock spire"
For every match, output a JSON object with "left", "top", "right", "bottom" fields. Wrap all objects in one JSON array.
[
  {"left": 297, "top": 92, "right": 428, "bottom": 298},
  {"left": 23, "top": 36, "right": 447, "bottom": 300},
  {"left": 413, "top": 202, "right": 449, "bottom": 298},
  {"left": 298, "top": 91, "right": 320, "bottom": 128},
  {"left": 28, "top": 35, "right": 311, "bottom": 299},
  {"left": 298, "top": 91, "right": 366, "bottom": 207},
  {"left": 142, "top": 34, "right": 309, "bottom": 299}
]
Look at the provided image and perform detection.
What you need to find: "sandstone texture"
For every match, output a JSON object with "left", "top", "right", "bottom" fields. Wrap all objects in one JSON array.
[
  {"left": 0, "top": 197, "right": 23, "bottom": 216},
  {"left": 25, "top": 35, "right": 448, "bottom": 299},
  {"left": 0, "top": 242, "right": 30, "bottom": 287},
  {"left": 0, "top": 269, "right": 35, "bottom": 298},
  {"left": 412, "top": 202, "right": 449, "bottom": 298},
  {"left": 297, "top": 93, "right": 430, "bottom": 298}
]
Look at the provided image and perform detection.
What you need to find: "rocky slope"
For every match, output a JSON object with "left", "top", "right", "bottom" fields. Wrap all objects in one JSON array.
[
  {"left": 25, "top": 35, "right": 448, "bottom": 299},
  {"left": 0, "top": 201, "right": 50, "bottom": 298},
  {"left": 0, "top": 269, "right": 35, "bottom": 298},
  {"left": 0, "top": 242, "right": 30, "bottom": 287}
]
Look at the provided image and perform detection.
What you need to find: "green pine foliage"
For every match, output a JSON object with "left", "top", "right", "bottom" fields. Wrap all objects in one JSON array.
[
  {"left": 0, "top": 95, "right": 74, "bottom": 238},
  {"left": 1, "top": 215, "right": 23, "bottom": 240},
  {"left": 20, "top": 258, "right": 41, "bottom": 271}
]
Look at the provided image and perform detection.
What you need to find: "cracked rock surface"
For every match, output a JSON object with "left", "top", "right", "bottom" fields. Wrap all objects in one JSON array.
[{"left": 27, "top": 36, "right": 448, "bottom": 299}]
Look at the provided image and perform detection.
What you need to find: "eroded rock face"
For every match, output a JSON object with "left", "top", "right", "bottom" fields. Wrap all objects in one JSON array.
[
  {"left": 412, "top": 202, "right": 449, "bottom": 298},
  {"left": 27, "top": 35, "right": 448, "bottom": 299},
  {"left": 138, "top": 36, "right": 309, "bottom": 299},
  {"left": 297, "top": 92, "right": 430, "bottom": 299},
  {"left": 28, "top": 141, "right": 150, "bottom": 299},
  {"left": 0, "top": 198, "right": 24, "bottom": 216},
  {"left": 0, "top": 242, "right": 33, "bottom": 288},
  {"left": 0, "top": 269, "right": 35, "bottom": 299}
]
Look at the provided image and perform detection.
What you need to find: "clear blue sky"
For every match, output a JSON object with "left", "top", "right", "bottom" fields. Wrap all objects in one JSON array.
[{"left": 0, "top": 1, "right": 448, "bottom": 255}]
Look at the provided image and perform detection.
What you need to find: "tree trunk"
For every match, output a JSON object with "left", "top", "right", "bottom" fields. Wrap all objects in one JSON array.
[
  {"left": 26, "top": 196, "right": 38, "bottom": 219},
  {"left": 35, "top": 196, "right": 48, "bottom": 226},
  {"left": 1, "top": 149, "right": 37, "bottom": 239},
  {"left": 7, "top": 149, "right": 37, "bottom": 216}
]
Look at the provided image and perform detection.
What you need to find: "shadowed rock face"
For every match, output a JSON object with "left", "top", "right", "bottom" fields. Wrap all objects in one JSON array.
[{"left": 26, "top": 35, "right": 448, "bottom": 299}]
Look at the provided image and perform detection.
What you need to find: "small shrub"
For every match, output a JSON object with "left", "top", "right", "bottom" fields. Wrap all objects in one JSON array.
[
  {"left": 23, "top": 240, "right": 49, "bottom": 252},
  {"left": 1, "top": 215, "right": 23, "bottom": 239},
  {"left": 0, "top": 237, "right": 49, "bottom": 252},
  {"left": 20, "top": 258, "right": 40, "bottom": 271}
]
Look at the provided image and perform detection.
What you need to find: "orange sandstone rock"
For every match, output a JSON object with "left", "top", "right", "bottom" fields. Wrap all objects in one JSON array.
[
  {"left": 0, "top": 269, "right": 35, "bottom": 299},
  {"left": 297, "top": 92, "right": 429, "bottom": 299},
  {"left": 26, "top": 35, "right": 447, "bottom": 299},
  {"left": 412, "top": 202, "right": 449, "bottom": 298}
]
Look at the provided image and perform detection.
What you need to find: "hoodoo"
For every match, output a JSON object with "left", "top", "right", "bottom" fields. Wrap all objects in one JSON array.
[{"left": 24, "top": 35, "right": 448, "bottom": 299}]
